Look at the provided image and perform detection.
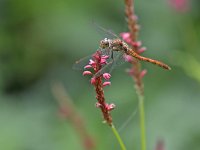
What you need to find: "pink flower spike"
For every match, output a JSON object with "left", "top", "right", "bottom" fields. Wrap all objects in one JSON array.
[
  {"left": 103, "top": 81, "right": 111, "bottom": 87},
  {"left": 84, "top": 65, "right": 92, "bottom": 69},
  {"left": 137, "top": 47, "right": 147, "bottom": 54},
  {"left": 103, "top": 73, "right": 111, "bottom": 80},
  {"left": 106, "top": 103, "right": 116, "bottom": 111},
  {"left": 90, "top": 77, "right": 96, "bottom": 85},
  {"left": 140, "top": 69, "right": 147, "bottom": 78},
  {"left": 124, "top": 54, "right": 133, "bottom": 62},
  {"left": 83, "top": 71, "right": 92, "bottom": 76}
]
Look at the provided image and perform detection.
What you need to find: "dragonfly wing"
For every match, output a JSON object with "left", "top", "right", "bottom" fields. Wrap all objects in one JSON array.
[
  {"left": 73, "top": 55, "right": 92, "bottom": 70},
  {"left": 100, "top": 48, "right": 111, "bottom": 56},
  {"left": 93, "top": 22, "right": 120, "bottom": 39},
  {"left": 112, "top": 51, "right": 126, "bottom": 67},
  {"left": 94, "top": 61, "right": 114, "bottom": 77},
  {"left": 73, "top": 49, "right": 113, "bottom": 71},
  {"left": 94, "top": 51, "right": 126, "bottom": 77}
]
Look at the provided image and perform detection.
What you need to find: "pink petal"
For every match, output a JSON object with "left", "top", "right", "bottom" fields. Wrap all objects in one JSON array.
[
  {"left": 120, "top": 32, "right": 130, "bottom": 40},
  {"left": 137, "top": 47, "right": 147, "bottom": 54},
  {"left": 95, "top": 102, "right": 101, "bottom": 108},
  {"left": 101, "top": 55, "right": 109, "bottom": 59},
  {"left": 100, "top": 58, "right": 107, "bottom": 64},
  {"left": 132, "top": 41, "right": 142, "bottom": 47},
  {"left": 140, "top": 69, "right": 147, "bottom": 78},
  {"left": 90, "top": 77, "right": 96, "bottom": 85},
  {"left": 83, "top": 71, "right": 92, "bottom": 76},
  {"left": 125, "top": 38, "right": 132, "bottom": 45},
  {"left": 103, "top": 81, "right": 111, "bottom": 87},
  {"left": 89, "top": 59, "right": 95, "bottom": 65},
  {"left": 84, "top": 65, "right": 92, "bottom": 69},
  {"left": 89, "top": 59, "right": 96, "bottom": 68},
  {"left": 124, "top": 55, "right": 133, "bottom": 62},
  {"left": 106, "top": 103, "right": 116, "bottom": 111},
  {"left": 103, "top": 73, "right": 111, "bottom": 80}
]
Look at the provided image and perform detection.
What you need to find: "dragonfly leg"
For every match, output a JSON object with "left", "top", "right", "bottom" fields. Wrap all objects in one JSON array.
[{"left": 111, "top": 51, "right": 114, "bottom": 59}]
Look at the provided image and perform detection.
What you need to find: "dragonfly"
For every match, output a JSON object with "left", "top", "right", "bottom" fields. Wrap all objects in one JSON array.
[
  {"left": 73, "top": 25, "right": 171, "bottom": 77},
  {"left": 99, "top": 37, "right": 171, "bottom": 70}
]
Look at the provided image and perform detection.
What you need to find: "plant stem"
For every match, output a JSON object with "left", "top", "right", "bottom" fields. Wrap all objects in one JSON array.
[
  {"left": 132, "top": 61, "right": 146, "bottom": 150},
  {"left": 123, "top": 0, "right": 147, "bottom": 149},
  {"left": 138, "top": 94, "right": 146, "bottom": 150},
  {"left": 111, "top": 124, "right": 127, "bottom": 150}
]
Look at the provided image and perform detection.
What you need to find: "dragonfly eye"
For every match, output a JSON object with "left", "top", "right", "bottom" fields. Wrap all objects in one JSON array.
[{"left": 100, "top": 38, "right": 109, "bottom": 49}]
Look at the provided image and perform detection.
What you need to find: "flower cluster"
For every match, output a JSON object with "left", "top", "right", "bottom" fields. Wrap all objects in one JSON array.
[
  {"left": 120, "top": 32, "right": 147, "bottom": 78},
  {"left": 82, "top": 50, "right": 115, "bottom": 126},
  {"left": 83, "top": 54, "right": 111, "bottom": 87},
  {"left": 120, "top": 32, "right": 147, "bottom": 54}
]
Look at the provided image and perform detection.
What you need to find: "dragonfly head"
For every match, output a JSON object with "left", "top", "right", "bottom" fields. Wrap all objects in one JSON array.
[{"left": 100, "top": 38, "right": 110, "bottom": 49}]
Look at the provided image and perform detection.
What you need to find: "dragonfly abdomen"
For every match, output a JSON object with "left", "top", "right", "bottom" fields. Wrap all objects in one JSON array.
[{"left": 126, "top": 49, "right": 171, "bottom": 70}]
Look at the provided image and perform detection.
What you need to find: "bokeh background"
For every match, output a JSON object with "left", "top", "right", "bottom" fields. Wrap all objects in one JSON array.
[{"left": 0, "top": 0, "right": 200, "bottom": 150}]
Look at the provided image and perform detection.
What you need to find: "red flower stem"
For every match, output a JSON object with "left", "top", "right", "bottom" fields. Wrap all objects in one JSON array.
[
  {"left": 93, "top": 51, "right": 112, "bottom": 126},
  {"left": 92, "top": 51, "right": 126, "bottom": 150},
  {"left": 95, "top": 76, "right": 113, "bottom": 125},
  {"left": 125, "top": 0, "right": 139, "bottom": 42},
  {"left": 124, "top": 0, "right": 146, "bottom": 150}
]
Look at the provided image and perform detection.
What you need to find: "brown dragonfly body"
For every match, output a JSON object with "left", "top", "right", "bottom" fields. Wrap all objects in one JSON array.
[{"left": 100, "top": 38, "right": 171, "bottom": 70}]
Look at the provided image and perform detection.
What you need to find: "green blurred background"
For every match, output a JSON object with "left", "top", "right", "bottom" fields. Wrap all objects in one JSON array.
[{"left": 0, "top": 0, "right": 200, "bottom": 150}]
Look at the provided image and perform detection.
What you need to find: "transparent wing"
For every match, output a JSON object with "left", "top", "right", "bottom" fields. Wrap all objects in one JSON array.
[
  {"left": 93, "top": 22, "right": 120, "bottom": 39},
  {"left": 94, "top": 51, "right": 126, "bottom": 77},
  {"left": 94, "top": 61, "right": 114, "bottom": 77},
  {"left": 112, "top": 51, "right": 126, "bottom": 66},
  {"left": 73, "top": 55, "right": 92, "bottom": 71},
  {"left": 118, "top": 107, "right": 138, "bottom": 132},
  {"left": 101, "top": 48, "right": 112, "bottom": 56},
  {"left": 73, "top": 49, "right": 112, "bottom": 71}
]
